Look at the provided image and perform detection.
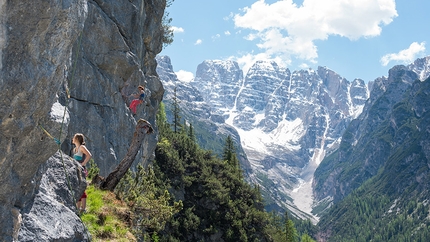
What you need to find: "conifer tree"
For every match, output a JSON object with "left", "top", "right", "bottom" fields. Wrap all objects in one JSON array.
[
  {"left": 171, "top": 86, "right": 181, "bottom": 133},
  {"left": 188, "top": 123, "right": 195, "bottom": 142},
  {"left": 156, "top": 102, "right": 169, "bottom": 133},
  {"left": 222, "top": 135, "right": 241, "bottom": 178},
  {"left": 222, "top": 135, "right": 234, "bottom": 162},
  {"left": 285, "top": 212, "right": 298, "bottom": 242},
  {"left": 301, "top": 234, "right": 315, "bottom": 242}
]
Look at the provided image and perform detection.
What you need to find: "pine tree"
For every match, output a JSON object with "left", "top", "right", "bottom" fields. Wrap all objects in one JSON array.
[
  {"left": 222, "top": 135, "right": 234, "bottom": 162},
  {"left": 188, "top": 123, "right": 195, "bottom": 142},
  {"left": 156, "top": 102, "right": 169, "bottom": 133},
  {"left": 222, "top": 135, "right": 241, "bottom": 179},
  {"left": 301, "top": 234, "right": 315, "bottom": 242},
  {"left": 285, "top": 212, "right": 298, "bottom": 242},
  {"left": 171, "top": 86, "right": 182, "bottom": 133}
]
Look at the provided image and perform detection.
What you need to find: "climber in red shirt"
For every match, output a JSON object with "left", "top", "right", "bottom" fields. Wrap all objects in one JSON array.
[
  {"left": 129, "top": 85, "right": 146, "bottom": 115},
  {"left": 129, "top": 98, "right": 143, "bottom": 115}
]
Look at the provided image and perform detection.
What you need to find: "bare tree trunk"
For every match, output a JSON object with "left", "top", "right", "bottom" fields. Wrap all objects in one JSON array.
[{"left": 98, "top": 119, "right": 153, "bottom": 191}]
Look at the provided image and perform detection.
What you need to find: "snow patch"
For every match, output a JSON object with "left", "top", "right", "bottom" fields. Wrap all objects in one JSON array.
[
  {"left": 50, "top": 101, "right": 69, "bottom": 124},
  {"left": 351, "top": 104, "right": 365, "bottom": 119},
  {"left": 270, "top": 118, "right": 304, "bottom": 148},
  {"left": 290, "top": 178, "right": 315, "bottom": 217},
  {"left": 237, "top": 118, "right": 304, "bottom": 155},
  {"left": 253, "top": 111, "right": 265, "bottom": 125}
]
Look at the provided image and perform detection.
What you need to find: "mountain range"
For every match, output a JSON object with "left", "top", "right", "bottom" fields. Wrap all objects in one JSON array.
[
  {"left": 1, "top": 0, "right": 427, "bottom": 239},
  {"left": 316, "top": 59, "right": 430, "bottom": 241},
  {"left": 157, "top": 55, "right": 430, "bottom": 239},
  {"left": 157, "top": 55, "right": 372, "bottom": 220}
]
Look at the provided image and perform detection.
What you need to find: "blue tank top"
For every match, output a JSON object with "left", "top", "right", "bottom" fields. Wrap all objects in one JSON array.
[{"left": 74, "top": 146, "right": 85, "bottom": 162}]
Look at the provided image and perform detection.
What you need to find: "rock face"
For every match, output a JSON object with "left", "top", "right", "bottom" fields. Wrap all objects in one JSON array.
[
  {"left": 64, "top": 0, "right": 165, "bottom": 177},
  {"left": 314, "top": 57, "right": 430, "bottom": 205},
  {"left": 316, "top": 62, "right": 430, "bottom": 241},
  {"left": 0, "top": 0, "right": 166, "bottom": 240},
  {"left": 157, "top": 56, "right": 369, "bottom": 219},
  {"left": 205, "top": 61, "right": 369, "bottom": 219},
  {"left": 156, "top": 56, "right": 250, "bottom": 170},
  {"left": 18, "top": 152, "right": 88, "bottom": 241}
]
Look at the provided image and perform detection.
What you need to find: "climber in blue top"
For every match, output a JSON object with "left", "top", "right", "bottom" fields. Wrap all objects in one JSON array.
[{"left": 72, "top": 133, "right": 92, "bottom": 214}]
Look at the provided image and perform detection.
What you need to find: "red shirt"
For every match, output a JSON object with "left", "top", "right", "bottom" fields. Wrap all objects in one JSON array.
[{"left": 129, "top": 99, "right": 141, "bottom": 114}]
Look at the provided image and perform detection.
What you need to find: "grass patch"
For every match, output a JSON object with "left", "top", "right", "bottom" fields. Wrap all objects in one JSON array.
[{"left": 81, "top": 184, "right": 136, "bottom": 242}]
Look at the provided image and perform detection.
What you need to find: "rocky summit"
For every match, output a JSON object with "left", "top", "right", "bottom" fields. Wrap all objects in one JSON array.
[
  {"left": 315, "top": 57, "right": 430, "bottom": 241},
  {"left": 314, "top": 56, "right": 430, "bottom": 204},
  {"left": 157, "top": 55, "right": 370, "bottom": 220},
  {"left": 0, "top": 0, "right": 166, "bottom": 241},
  {"left": 157, "top": 55, "right": 430, "bottom": 221}
]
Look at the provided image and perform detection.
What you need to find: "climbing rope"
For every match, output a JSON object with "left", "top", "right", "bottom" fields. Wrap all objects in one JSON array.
[
  {"left": 38, "top": 31, "right": 85, "bottom": 216},
  {"left": 39, "top": 124, "right": 60, "bottom": 144},
  {"left": 57, "top": 31, "right": 84, "bottom": 210},
  {"left": 38, "top": 123, "right": 76, "bottom": 208}
]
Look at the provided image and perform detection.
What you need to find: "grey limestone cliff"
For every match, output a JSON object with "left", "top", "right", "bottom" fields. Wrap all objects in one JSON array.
[{"left": 0, "top": 0, "right": 166, "bottom": 240}]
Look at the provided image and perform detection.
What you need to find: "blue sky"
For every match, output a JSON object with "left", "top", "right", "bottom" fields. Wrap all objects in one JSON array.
[{"left": 160, "top": 0, "right": 429, "bottom": 83}]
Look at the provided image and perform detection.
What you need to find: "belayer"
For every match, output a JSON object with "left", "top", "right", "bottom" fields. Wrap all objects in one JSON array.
[{"left": 72, "top": 133, "right": 92, "bottom": 214}]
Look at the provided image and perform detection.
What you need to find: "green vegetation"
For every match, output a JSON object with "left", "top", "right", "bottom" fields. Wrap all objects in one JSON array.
[
  {"left": 82, "top": 102, "right": 317, "bottom": 241},
  {"left": 161, "top": 0, "right": 174, "bottom": 48},
  {"left": 151, "top": 101, "right": 316, "bottom": 241},
  {"left": 82, "top": 159, "right": 181, "bottom": 241},
  {"left": 318, "top": 180, "right": 430, "bottom": 242},
  {"left": 154, "top": 101, "right": 273, "bottom": 241},
  {"left": 115, "top": 165, "right": 183, "bottom": 240},
  {"left": 315, "top": 78, "right": 430, "bottom": 241},
  {"left": 81, "top": 185, "right": 136, "bottom": 241}
]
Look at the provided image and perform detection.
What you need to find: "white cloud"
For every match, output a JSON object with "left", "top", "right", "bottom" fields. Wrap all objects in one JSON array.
[
  {"left": 299, "top": 63, "right": 310, "bottom": 69},
  {"left": 175, "top": 70, "right": 194, "bottom": 83},
  {"left": 212, "top": 34, "right": 221, "bottom": 40},
  {"left": 194, "top": 39, "right": 203, "bottom": 45},
  {"left": 230, "top": 52, "right": 287, "bottom": 76},
  {"left": 380, "top": 42, "right": 426, "bottom": 66},
  {"left": 224, "top": 12, "right": 234, "bottom": 21},
  {"left": 234, "top": 0, "right": 398, "bottom": 65},
  {"left": 171, "top": 26, "right": 184, "bottom": 33},
  {"left": 224, "top": 31, "right": 231, "bottom": 36}
]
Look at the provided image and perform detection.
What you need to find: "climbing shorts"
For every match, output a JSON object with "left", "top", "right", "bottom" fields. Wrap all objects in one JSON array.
[{"left": 79, "top": 191, "right": 87, "bottom": 201}]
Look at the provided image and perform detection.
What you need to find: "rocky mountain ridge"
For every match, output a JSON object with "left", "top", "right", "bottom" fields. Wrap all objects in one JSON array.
[
  {"left": 316, "top": 60, "right": 430, "bottom": 240},
  {"left": 157, "top": 55, "right": 430, "bottom": 222},
  {"left": 156, "top": 56, "right": 250, "bottom": 169},
  {"left": 157, "top": 55, "right": 370, "bottom": 220},
  {"left": 314, "top": 56, "right": 430, "bottom": 205}
]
